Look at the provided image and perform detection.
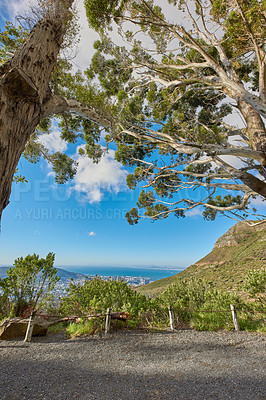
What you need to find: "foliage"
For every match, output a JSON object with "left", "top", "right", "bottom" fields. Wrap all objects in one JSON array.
[
  {"left": 1, "top": 0, "right": 265, "bottom": 224},
  {"left": 137, "top": 222, "right": 266, "bottom": 297},
  {"left": 0, "top": 253, "right": 59, "bottom": 317},
  {"left": 57, "top": 273, "right": 265, "bottom": 334},
  {"left": 60, "top": 275, "right": 148, "bottom": 318},
  {"left": 48, "top": 321, "right": 71, "bottom": 334},
  {"left": 58, "top": 276, "right": 149, "bottom": 336},
  {"left": 0, "top": 291, "right": 10, "bottom": 320},
  {"left": 244, "top": 267, "right": 266, "bottom": 299},
  {"left": 84, "top": 0, "right": 266, "bottom": 224},
  {"left": 13, "top": 168, "right": 28, "bottom": 184},
  {"left": 0, "top": 22, "right": 28, "bottom": 65},
  {"left": 66, "top": 318, "right": 104, "bottom": 337},
  {"left": 156, "top": 278, "right": 245, "bottom": 331},
  {"left": 85, "top": 0, "right": 128, "bottom": 30},
  {"left": 159, "top": 278, "right": 243, "bottom": 309}
]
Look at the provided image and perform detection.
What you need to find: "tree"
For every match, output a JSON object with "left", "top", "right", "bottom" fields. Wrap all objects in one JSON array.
[
  {"left": 0, "top": 252, "right": 59, "bottom": 316},
  {"left": 0, "top": 0, "right": 113, "bottom": 221},
  {"left": 84, "top": 0, "right": 266, "bottom": 224},
  {"left": 1, "top": 0, "right": 265, "bottom": 225}
]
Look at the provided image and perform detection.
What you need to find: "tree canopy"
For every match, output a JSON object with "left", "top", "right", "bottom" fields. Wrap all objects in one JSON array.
[
  {"left": 0, "top": 252, "right": 59, "bottom": 317},
  {"left": 84, "top": 0, "right": 266, "bottom": 224},
  {"left": 0, "top": 0, "right": 265, "bottom": 224},
  {"left": 0, "top": 0, "right": 112, "bottom": 220}
]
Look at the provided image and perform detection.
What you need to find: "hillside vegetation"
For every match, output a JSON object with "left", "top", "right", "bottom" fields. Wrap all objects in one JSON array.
[
  {"left": 136, "top": 222, "right": 266, "bottom": 297},
  {"left": 1, "top": 241, "right": 265, "bottom": 334}
]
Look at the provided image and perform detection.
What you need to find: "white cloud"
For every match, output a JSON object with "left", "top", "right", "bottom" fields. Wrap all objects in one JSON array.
[
  {"left": 38, "top": 130, "right": 68, "bottom": 153},
  {"left": 186, "top": 207, "right": 203, "bottom": 217},
  {"left": 1, "top": 0, "right": 41, "bottom": 26},
  {"left": 72, "top": 146, "right": 128, "bottom": 203},
  {"left": 88, "top": 231, "right": 96, "bottom": 236},
  {"left": 71, "top": 0, "right": 100, "bottom": 71},
  {"left": 249, "top": 195, "right": 266, "bottom": 208},
  {"left": 1, "top": 0, "right": 34, "bottom": 21}
]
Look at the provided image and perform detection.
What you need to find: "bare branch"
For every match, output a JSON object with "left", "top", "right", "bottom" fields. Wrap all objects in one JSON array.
[{"left": 43, "top": 95, "right": 112, "bottom": 129}]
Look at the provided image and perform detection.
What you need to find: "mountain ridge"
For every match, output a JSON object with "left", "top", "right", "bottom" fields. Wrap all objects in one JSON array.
[{"left": 136, "top": 221, "right": 266, "bottom": 297}]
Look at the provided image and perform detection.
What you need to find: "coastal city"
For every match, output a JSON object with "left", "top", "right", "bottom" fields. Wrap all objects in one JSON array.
[{"left": 52, "top": 275, "right": 153, "bottom": 299}]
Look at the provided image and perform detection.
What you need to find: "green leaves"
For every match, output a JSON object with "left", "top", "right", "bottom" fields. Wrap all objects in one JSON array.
[
  {"left": 60, "top": 275, "right": 147, "bottom": 316},
  {"left": 0, "top": 253, "right": 59, "bottom": 317},
  {"left": 82, "top": 0, "right": 265, "bottom": 224},
  {"left": 50, "top": 153, "right": 78, "bottom": 184},
  {"left": 244, "top": 267, "right": 266, "bottom": 298},
  {"left": 0, "top": 22, "right": 28, "bottom": 65},
  {"left": 85, "top": 0, "right": 128, "bottom": 31},
  {"left": 203, "top": 195, "right": 244, "bottom": 221}
]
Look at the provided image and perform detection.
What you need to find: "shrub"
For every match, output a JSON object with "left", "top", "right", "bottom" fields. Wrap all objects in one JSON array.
[
  {"left": 157, "top": 278, "right": 245, "bottom": 331},
  {"left": 0, "top": 253, "right": 59, "bottom": 317},
  {"left": 244, "top": 267, "right": 266, "bottom": 300},
  {"left": 60, "top": 276, "right": 149, "bottom": 331}
]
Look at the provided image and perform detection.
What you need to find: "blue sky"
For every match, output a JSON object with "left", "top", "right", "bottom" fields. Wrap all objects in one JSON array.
[
  {"left": 0, "top": 0, "right": 264, "bottom": 271},
  {"left": 1, "top": 156, "right": 237, "bottom": 268},
  {"left": 0, "top": 148, "right": 237, "bottom": 268}
]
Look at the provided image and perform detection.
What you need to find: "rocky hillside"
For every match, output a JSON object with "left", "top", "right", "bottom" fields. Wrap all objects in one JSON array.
[{"left": 137, "top": 221, "right": 266, "bottom": 297}]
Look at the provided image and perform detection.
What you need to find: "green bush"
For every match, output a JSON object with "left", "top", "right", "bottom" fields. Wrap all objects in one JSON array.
[
  {"left": 0, "top": 292, "right": 10, "bottom": 320},
  {"left": 244, "top": 267, "right": 266, "bottom": 300},
  {"left": 60, "top": 275, "right": 148, "bottom": 324},
  {"left": 59, "top": 276, "right": 153, "bottom": 336},
  {"left": 0, "top": 253, "right": 59, "bottom": 317},
  {"left": 238, "top": 313, "right": 266, "bottom": 333},
  {"left": 59, "top": 276, "right": 264, "bottom": 333},
  {"left": 157, "top": 278, "right": 245, "bottom": 331}
]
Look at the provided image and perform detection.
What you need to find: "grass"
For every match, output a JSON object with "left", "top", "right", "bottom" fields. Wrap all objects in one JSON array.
[
  {"left": 66, "top": 318, "right": 105, "bottom": 337},
  {"left": 48, "top": 321, "right": 70, "bottom": 334},
  {"left": 47, "top": 311, "right": 265, "bottom": 336}
]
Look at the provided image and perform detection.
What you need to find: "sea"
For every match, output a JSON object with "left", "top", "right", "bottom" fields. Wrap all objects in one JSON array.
[{"left": 60, "top": 266, "right": 184, "bottom": 281}]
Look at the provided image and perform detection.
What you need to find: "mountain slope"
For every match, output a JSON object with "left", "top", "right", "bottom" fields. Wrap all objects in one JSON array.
[{"left": 137, "top": 222, "right": 266, "bottom": 297}]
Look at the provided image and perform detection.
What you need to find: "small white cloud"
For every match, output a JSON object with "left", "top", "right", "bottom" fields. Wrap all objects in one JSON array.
[
  {"left": 249, "top": 195, "right": 265, "bottom": 208},
  {"left": 88, "top": 231, "right": 96, "bottom": 236},
  {"left": 72, "top": 146, "right": 128, "bottom": 203},
  {"left": 186, "top": 208, "right": 203, "bottom": 217},
  {"left": 38, "top": 130, "right": 67, "bottom": 154}
]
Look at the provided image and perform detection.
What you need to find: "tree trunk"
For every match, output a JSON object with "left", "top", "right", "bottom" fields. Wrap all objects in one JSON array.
[
  {"left": 238, "top": 100, "right": 266, "bottom": 166},
  {"left": 0, "top": 0, "right": 74, "bottom": 221},
  {"left": 240, "top": 172, "right": 266, "bottom": 198}
]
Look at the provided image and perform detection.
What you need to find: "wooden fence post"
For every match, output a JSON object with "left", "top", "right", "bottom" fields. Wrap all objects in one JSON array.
[
  {"left": 24, "top": 311, "right": 36, "bottom": 342},
  {"left": 230, "top": 304, "right": 240, "bottom": 331},
  {"left": 168, "top": 305, "right": 174, "bottom": 331},
  {"left": 105, "top": 308, "right": 111, "bottom": 335}
]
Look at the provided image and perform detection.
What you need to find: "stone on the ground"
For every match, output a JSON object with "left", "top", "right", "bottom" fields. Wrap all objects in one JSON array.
[{"left": 0, "top": 317, "right": 50, "bottom": 340}]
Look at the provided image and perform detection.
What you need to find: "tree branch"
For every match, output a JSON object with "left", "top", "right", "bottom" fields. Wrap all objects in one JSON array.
[{"left": 43, "top": 95, "right": 113, "bottom": 129}]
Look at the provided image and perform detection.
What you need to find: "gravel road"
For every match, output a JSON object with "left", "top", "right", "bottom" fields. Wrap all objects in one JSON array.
[{"left": 0, "top": 329, "right": 265, "bottom": 400}]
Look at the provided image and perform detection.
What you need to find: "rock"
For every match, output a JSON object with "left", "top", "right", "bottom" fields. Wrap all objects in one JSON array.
[
  {"left": 214, "top": 221, "right": 266, "bottom": 248},
  {"left": 0, "top": 317, "right": 50, "bottom": 340}
]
